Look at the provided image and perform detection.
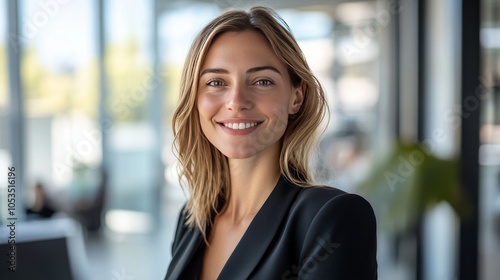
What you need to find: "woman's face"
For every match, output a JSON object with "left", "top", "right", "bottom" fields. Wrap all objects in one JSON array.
[{"left": 197, "top": 30, "right": 303, "bottom": 160}]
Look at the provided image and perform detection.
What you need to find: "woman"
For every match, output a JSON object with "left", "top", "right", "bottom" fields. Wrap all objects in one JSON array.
[{"left": 165, "top": 6, "right": 377, "bottom": 280}]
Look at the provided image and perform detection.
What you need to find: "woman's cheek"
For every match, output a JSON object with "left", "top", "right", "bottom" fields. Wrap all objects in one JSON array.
[{"left": 197, "top": 93, "right": 221, "bottom": 120}]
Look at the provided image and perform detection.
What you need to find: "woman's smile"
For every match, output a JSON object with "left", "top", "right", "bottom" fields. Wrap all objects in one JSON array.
[{"left": 217, "top": 120, "right": 263, "bottom": 135}]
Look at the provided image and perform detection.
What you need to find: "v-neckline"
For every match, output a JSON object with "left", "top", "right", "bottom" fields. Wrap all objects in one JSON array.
[
  {"left": 214, "top": 175, "right": 301, "bottom": 279},
  {"left": 168, "top": 175, "right": 302, "bottom": 280},
  {"left": 202, "top": 177, "right": 280, "bottom": 279}
]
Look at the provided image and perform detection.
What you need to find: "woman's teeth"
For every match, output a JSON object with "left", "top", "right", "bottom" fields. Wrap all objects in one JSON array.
[{"left": 223, "top": 122, "right": 258, "bottom": 129}]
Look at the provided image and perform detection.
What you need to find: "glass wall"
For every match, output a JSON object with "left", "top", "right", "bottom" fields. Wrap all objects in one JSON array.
[
  {"left": 18, "top": 0, "right": 99, "bottom": 211},
  {"left": 480, "top": 0, "right": 500, "bottom": 279},
  {"left": 0, "top": 2, "right": 6, "bottom": 115},
  {"left": 103, "top": 0, "right": 158, "bottom": 233},
  {"left": 0, "top": 0, "right": 10, "bottom": 221},
  {"left": 305, "top": 2, "right": 381, "bottom": 191}
]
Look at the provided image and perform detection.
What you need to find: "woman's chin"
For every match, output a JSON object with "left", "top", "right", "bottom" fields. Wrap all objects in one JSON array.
[{"left": 220, "top": 150, "right": 258, "bottom": 160}]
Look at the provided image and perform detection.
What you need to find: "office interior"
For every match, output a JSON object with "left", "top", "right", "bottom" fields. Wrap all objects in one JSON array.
[{"left": 0, "top": 0, "right": 498, "bottom": 279}]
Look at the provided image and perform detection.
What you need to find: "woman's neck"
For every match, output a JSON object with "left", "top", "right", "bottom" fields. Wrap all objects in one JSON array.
[{"left": 223, "top": 143, "right": 281, "bottom": 224}]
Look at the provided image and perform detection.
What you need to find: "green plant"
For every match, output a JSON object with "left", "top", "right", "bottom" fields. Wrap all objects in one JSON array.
[{"left": 358, "top": 142, "right": 468, "bottom": 234}]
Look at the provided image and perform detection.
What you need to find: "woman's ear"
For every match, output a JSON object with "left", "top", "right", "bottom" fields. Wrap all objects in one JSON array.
[{"left": 289, "top": 81, "right": 305, "bottom": 114}]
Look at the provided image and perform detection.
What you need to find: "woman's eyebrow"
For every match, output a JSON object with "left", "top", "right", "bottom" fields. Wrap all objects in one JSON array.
[
  {"left": 200, "top": 68, "right": 229, "bottom": 76},
  {"left": 247, "top": 66, "right": 281, "bottom": 76},
  {"left": 199, "top": 66, "right": 282, "bottom": 77}
]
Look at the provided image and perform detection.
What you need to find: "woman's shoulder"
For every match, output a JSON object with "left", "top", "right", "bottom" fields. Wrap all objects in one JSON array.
[
  {"left": 284, "top": 184, "right": 378, "bottom": 279},
  {"left": 294, "top": 184, "right": 372, "bottom": 210},
  {"left": 289, "top": 184, "right": 376, "bottom": 228}
]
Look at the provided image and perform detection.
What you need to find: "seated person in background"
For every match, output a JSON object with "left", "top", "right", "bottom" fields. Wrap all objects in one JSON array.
[{"left": 26, "top": 182, "right": 56, "bottom": 218}]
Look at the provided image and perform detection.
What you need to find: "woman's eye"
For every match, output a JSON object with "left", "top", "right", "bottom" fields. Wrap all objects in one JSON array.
[
  {"left": 207, "top": 80, "right": 225, "bottom": 87},
  {"left": 255, "top": 79, "right": 274, "bottom": 86}
]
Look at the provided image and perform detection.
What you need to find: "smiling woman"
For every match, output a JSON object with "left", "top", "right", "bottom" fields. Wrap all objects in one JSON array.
[{"left": 165, "top": 6, "right": 377, "bottom": 280}]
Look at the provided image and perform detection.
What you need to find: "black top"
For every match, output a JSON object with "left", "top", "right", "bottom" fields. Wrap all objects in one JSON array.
[
  {"left": 179, "top": 241, "right": 205, "bottom": 279},
  {"left": 165, "top": 175, "right": 378, "bottom": 280}
]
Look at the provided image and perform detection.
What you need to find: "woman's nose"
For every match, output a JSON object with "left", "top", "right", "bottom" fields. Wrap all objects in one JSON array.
[{"left": 226, "top": 84, "right": 252, "bottom": 111}]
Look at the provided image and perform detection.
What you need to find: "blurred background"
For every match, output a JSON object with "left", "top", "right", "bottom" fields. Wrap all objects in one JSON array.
[{"left": 0, "top": 0, "right": 498, "bottom": 279}]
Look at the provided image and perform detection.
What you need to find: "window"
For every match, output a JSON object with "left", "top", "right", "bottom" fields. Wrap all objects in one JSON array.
[
  {"left": 480, "top": 0, "right": 500, "bottom": 278},
  {"left": 19, "top": 0, "right": 99, "bottom": 210},
  {"left": 0, "top": 0, "right": 10, "bottom": 221}
]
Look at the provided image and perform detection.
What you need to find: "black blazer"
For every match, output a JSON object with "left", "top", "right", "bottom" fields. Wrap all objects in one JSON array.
[{"left": 165, "top": 176, "right": 377, "bottom": 279}]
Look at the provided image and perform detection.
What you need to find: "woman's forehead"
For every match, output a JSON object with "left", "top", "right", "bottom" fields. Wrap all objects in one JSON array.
[{"left": 201, "top": 30, "right": 287, "bottom": 73}]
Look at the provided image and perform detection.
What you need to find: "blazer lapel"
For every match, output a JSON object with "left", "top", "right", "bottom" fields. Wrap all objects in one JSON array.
[
  {"left": 165, "top": 226, "right": 203, "bottom": 280},
  {"left": 218, "top": 176, "right": 301, "bottom": 280}
]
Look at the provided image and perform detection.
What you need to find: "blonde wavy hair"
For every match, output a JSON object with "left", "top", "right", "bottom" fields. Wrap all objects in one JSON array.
[{"left": 172, "top": 6, "right": 328, "bottom": 238}]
